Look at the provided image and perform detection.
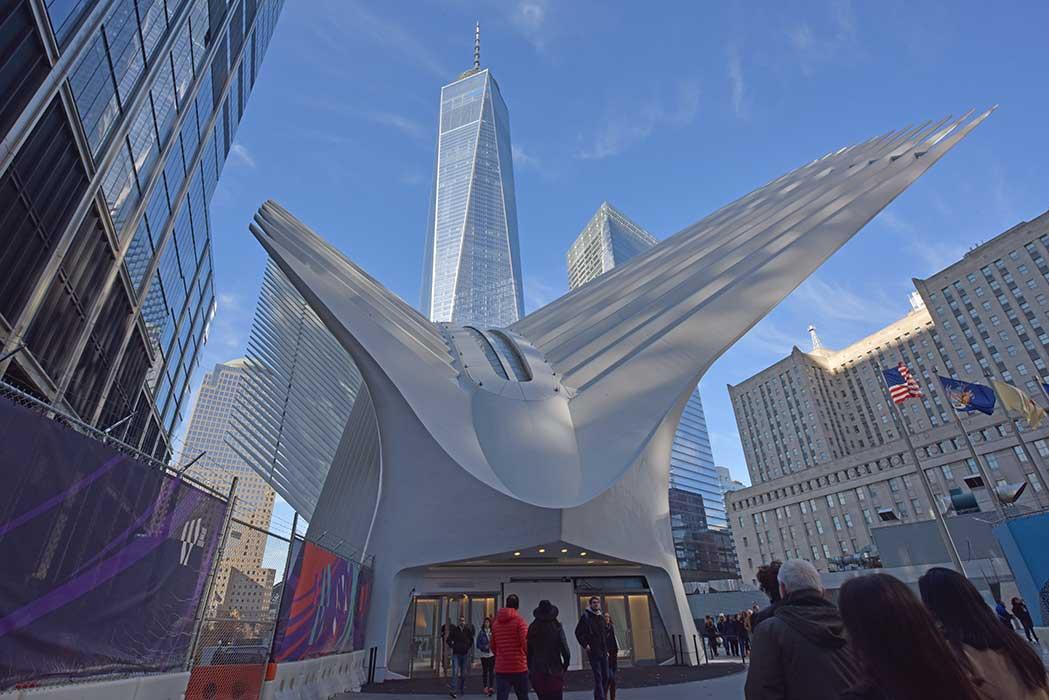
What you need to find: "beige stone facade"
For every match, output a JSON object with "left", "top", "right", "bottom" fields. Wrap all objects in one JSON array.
[
  {"left": 181, "top": 360, "right": 277, "bottom": 621},
  {"left": 727, "top": 211, "right": 1049, "bottom": 584}
]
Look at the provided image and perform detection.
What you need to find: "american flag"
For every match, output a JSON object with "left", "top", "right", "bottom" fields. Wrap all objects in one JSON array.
[{"left": 883, "top": 362, "right": 923, "bottom": 404}]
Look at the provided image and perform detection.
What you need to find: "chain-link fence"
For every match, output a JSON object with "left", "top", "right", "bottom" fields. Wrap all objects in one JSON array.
[{"left": 184, "top": 510, "right": 296, "bottom": 700}]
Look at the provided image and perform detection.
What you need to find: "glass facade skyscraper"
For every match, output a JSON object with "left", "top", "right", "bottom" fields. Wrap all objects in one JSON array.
[
  {"left": 566, "top": 202, "right": 726, "bottom": 526},
  {"left": 0, "top": 0, "right": 284, "bottom": 462},
  {"left": 567, "top": 202, "right": 658, "bottom": 292},
  {"left": 420, "top": 46, "right": 524, "bottom": 328}
]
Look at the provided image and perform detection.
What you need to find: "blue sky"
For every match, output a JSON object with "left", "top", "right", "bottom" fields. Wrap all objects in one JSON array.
[{"left": 186, "top": 0, "right": 1049, "bottom": 492}]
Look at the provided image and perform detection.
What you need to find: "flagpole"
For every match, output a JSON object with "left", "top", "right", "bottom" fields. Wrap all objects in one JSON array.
[
  {"left": 1003, "top": 411, "right": 1049, "bottom": 509},
  {"left": 942, "top": 386, "right": 1006, "bottom": 521},
  {"left": 981, "top": 371, "right": 1049, "bottom": 509},
  {"left": 878, "top": 363, "right": 965, "bottom": 573}
]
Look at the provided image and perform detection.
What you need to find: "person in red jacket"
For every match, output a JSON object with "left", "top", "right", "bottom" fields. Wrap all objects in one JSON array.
[{"left": 491, "top": 593, "right": 529, "bottom": 700}]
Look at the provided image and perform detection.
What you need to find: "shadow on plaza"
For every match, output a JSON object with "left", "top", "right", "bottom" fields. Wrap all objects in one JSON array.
[{"left": 361, "top": 663, "right": 744, "bottom": 695}]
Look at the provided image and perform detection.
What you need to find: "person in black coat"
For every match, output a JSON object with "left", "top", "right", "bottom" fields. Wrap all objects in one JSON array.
[
  {"left": 527, "top": 600, "right": 571, "bottom": 700},
  {"left": 703, "top": 616, "right": 720, "bottom": 657},
  {"left": 575, "top": 596, "right": 610, "bottom": 700},
  {"left": 1012, "top": 596, "right": 1040, "bottom": 643},
  {"left": 446, "top": 616, "right": 475, "bottom": 698},
  {"left": 603, "top": 612, "right": 619, "bottom": 700}
]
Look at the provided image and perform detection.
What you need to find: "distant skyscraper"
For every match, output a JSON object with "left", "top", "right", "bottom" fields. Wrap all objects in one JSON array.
[
  {"left": 567, "top": 202, "right": 658, "bottom": 291},
  {"left": 421, "top": 25, "right": 524, "bottom": 327},
  {"left": 0, "top": 0, "right": 285, "bottom": 462},
  {"left": 566, "top": 203, "right": 723, "bottom": 515},
  {"left": 181, "top": 360, "right": 276, "bottom": 618}
]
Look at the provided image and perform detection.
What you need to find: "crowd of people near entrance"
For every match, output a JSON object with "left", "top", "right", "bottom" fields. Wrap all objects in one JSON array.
[
  {"left": 740, "top": 559, "right": 1049, "bottom": 700},
  {"left": 441, "top": 559, "right": 1046, "bottom": 699},
  {"left": 442, "top": 593, "right": 618, "bottom": 700}
]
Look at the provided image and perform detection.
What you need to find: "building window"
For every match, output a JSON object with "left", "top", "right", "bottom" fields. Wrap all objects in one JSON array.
[
  {"left": 986, "top": 454, "right": 1000, "bottom": 471},
  {"left": 816, "top": 519, "right": 825, "bottom": 534}
]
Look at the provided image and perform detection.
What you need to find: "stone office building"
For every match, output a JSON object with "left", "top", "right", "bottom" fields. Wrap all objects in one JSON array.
[{"left": 727, "top": 211, "right": 1049, "bottom": 584}]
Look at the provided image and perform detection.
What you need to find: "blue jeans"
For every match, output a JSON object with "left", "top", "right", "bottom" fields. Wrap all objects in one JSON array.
[
  {"left": 450, "top": 653, "right": 467, "bottom": 694},
  {"left": 496, "top": 671, "right": 529, "bottom": 700},
  {"left": 587, "top": 652, "right": 609, "bottom": 700}
]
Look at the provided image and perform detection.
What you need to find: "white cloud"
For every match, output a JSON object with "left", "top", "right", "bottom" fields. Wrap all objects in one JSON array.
[
  {"left": 509, "top": 0, "right": 549, "bottom": 51},
  {"left": 739, "top": 319, "right": 804, "bottom": 357},
  {"left": 879, "top": 210, "right": 966, "bottom": 274},
  {"left": 727, "top": 45, "right": 748, "bottom": 119},
  {"left": 366, "top": 111, "right": 428, "bottom": 140},
  {"left": 229, "top": 143, "right": 255, "bottom": 168},
  {"left": 786, "top": 0, "right": 859, "bottom": 75},
  {"left": 577, "top": 81, "right": 700, "bottom": 160},
  {"left": 319, "top": 1, "right": 450, "bottom": 79},
  {"left": 400, "top": 170, "right": 426, "bottom": 186},
  {"left": 524, "top": 277, "right": 564, "bottom": 313},
  {"left": 512, "top": 143, "right": 541, "bottom": 170},
  {"left": 790, "top": 277, "right": 900, "bottom": 327}
]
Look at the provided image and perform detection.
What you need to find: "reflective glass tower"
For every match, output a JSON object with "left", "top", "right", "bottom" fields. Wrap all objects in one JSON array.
[
  {"left": 421, "top": 26, "right": 524, "bottom": 327},
  {"left": 0, "top": 0, "right": 284, "bottom": 462},
  {"left": 566, "top": 202, "right": 725, "bottom": 528}
]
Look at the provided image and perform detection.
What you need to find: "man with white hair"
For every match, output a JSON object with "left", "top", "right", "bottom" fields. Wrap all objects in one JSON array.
[{"left": 744, "top": 559, "right": 861, "bottom": 700}]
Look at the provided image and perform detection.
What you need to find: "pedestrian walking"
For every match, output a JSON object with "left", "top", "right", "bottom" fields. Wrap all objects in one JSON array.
[
  {"left": 920, "top": 567, "right": 1049, "bottom": 700},
  {"left": 751, "top": 560, "right": 783, "bottom": 630},
  {"left": 575, "top": 595, "right": 610, "bottom": 700},
  {"left": 724, "top": 614, "right": 740, "bottom": 657},
  {"left": 491, "top": 594, "right": 529, "bottom": 700},
  {"left": 739, "top": 611, "right": 751, "bottom": 658},
  {"left": 476, "top": 616, "right": 496, "bottom": 697},
  {"left": 837, "top": 573, "right": 984, "bottom": 700},
  {"left": 703, "top": 615, "right": 719, "bottom": 657},
  {"left": 1012, "top": 597, "right": 1040, "bottom": 644},
  {"left": 603, "top": 612, "right": 619, "bottom": 700},
  {"left": 527, "top": 600, "right": 570, "bottom": 700},
  {"left": 446, "top": 615, "right": 475, "bottom": 698},
  {"left": 744, "top": 559, "right": 860, "bottom": 700}
]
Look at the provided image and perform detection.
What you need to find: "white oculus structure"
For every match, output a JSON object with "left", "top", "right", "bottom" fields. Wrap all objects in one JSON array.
[{"left": 247, "top": 110, "right": 992, "bottom": 675}]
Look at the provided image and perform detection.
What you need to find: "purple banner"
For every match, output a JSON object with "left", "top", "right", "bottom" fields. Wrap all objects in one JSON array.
[
  {"left": 270, "top": 541, "right": 371, "bottom": 662},
  {"left": 0, "top": 398, "right": 228, "bottom": 689}
]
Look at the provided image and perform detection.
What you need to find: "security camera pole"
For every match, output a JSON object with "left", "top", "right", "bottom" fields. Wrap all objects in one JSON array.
[{"left": 879, "top": 362, "right": 964, "bottom": 573}]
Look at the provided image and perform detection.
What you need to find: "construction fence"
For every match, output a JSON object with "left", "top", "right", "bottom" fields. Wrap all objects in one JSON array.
[{"left": 0, "top": 381, "right": 372, "bottom": 699}]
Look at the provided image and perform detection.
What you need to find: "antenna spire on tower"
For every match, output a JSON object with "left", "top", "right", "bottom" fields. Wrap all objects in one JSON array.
[
  {"left": 473, "top": 22, "right": 481, "bottom": 69},
  {"left": 808, "top": 324, "right": 824, "bottom": 352}
]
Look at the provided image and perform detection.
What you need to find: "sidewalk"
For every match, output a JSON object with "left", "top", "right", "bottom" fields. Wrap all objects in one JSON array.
[{"left": 339, "top": 668, "right": 746, "bottom": 699}]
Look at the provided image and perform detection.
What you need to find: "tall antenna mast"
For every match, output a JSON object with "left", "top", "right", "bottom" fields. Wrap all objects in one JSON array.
[
  {"left": 473, "top": 22, "right": 480, "bottom": 69},
  {"left": 808, "top": 324, "right": 824, "bottom": 352}
]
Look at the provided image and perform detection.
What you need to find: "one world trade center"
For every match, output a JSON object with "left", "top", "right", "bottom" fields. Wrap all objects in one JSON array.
[{"left": 421, "top": 25, "right": 525, "bottom": 327}]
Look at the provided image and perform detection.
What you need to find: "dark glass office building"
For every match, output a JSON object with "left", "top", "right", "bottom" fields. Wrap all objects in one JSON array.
[{"left": 0, "top": 0, "right": 284, "bottom": 461}]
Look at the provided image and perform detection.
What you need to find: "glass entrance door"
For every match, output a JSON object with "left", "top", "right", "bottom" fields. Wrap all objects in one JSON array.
[
  {"left": 408, "top": 593, "right": 498, "bottom": 678},
  {"left": 411, "top": 598, "right": 440, "bottom": 676}
]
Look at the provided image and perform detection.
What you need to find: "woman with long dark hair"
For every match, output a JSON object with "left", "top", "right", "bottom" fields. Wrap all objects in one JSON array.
[
  {"left": 838, "top": 573, "right": 984, "bottom": 700},
  {"left": 919, "top": 567, "right": 1049, "bottom": 700}
]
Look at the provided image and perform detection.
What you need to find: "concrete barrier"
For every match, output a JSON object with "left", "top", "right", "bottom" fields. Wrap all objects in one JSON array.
[
  {"left": 262, "top": 650, "right": 370, "bottom": 700},
  {"left": 0, "top": 672, "right": 190, "bottom": 700}
]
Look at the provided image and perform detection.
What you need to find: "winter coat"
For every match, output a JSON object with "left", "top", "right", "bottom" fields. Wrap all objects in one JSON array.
[
  {"left": 703, "top": 620, "right": 719, "bottom": 642},
  {"left": 446, "top": 624, "right": 474, "bottom": 656},
  {"left": 743, "top": 589, "right": 861, "bottom": 700},
  {"left": 527, "top": 605, "right": 571, "bottom": 676},
  {"left": 606, "top": 624, "right": 619, "bottom": 671},
  {"left": 1012, "top": 601, "right": 1035, "bottom": 629},
  {"left": 964, "top": 645, "right": 1049, "bottom": 700},
  {"left": 491, "top": 607, "right": 528, "bottom": 674},
  {"left": 476, "top": 627, "right": 494, "bottom": 658},
  {"left": 575, "top": 609, "right": 608, "bottom": 656}
]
